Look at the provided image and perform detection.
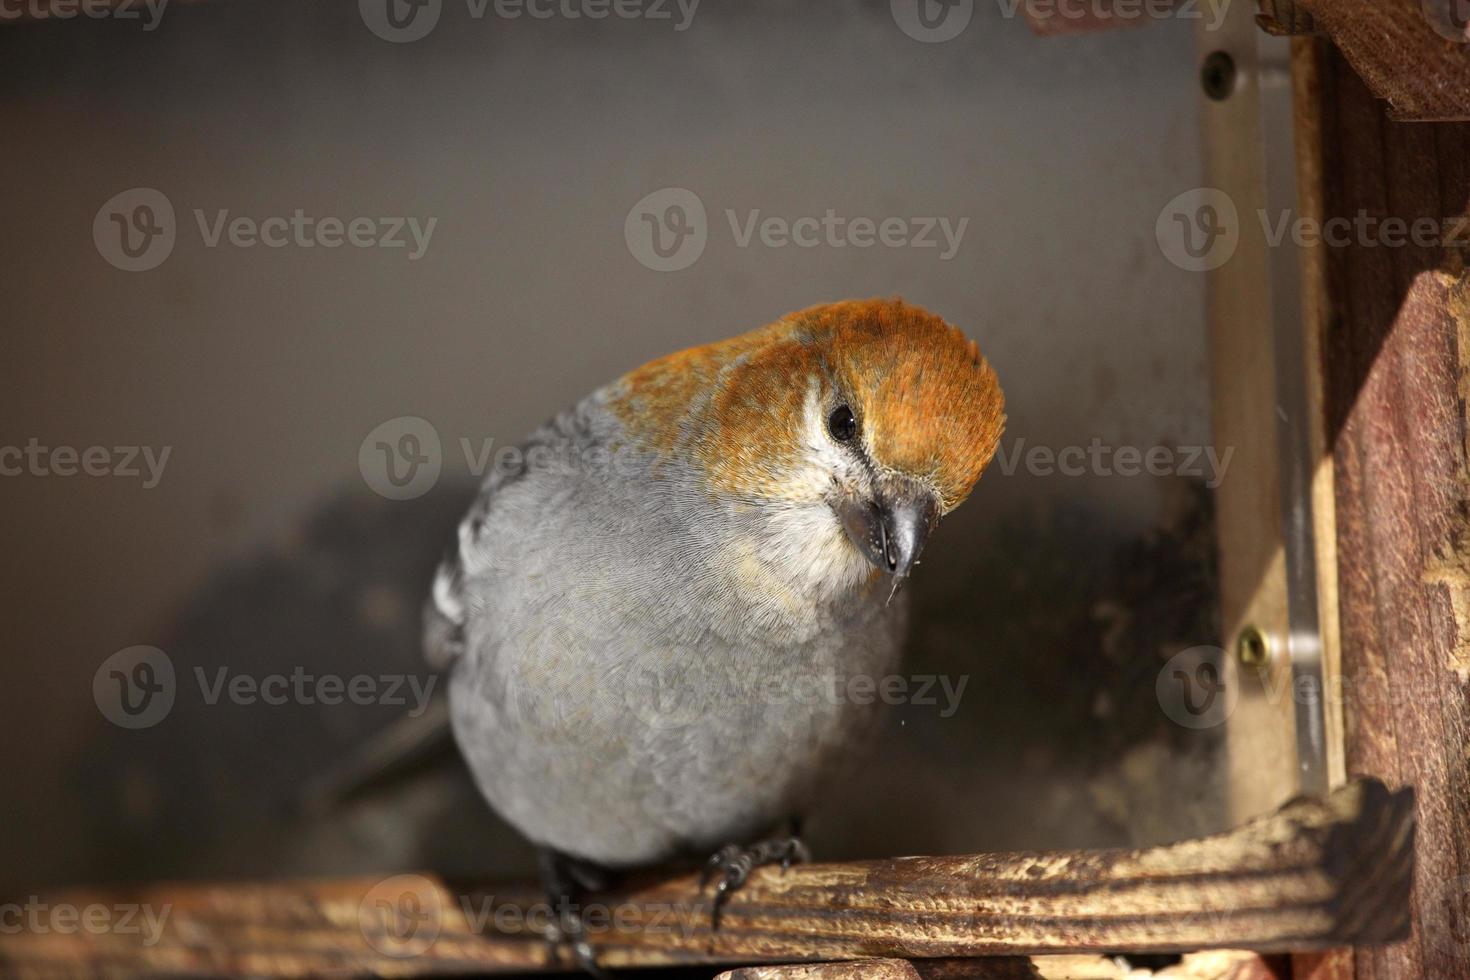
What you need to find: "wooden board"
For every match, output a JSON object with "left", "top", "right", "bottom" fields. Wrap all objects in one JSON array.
[
  {"left": 0, "top": 780, "right": 1412, "bottom": 977},
  {"left": 1290, "top": 33, "right": 1470, "bottom": 980},
  {"left": 1291, "top": 0, "right": 1470, "bottom": 122},
  {"left": 714, "top": 952, "right": 1285, "bottom": 980}
]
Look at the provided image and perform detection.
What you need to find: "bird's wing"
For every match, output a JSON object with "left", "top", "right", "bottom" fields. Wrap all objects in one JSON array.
[
  {"left": 423, "top": 402, "right": 599, "bottom": 669},
  {"left": 425, "top": 545, "right": 470, "bottom": 668},
  {"left": 423, "top": 475, "right": 498, "bottom": 669}
]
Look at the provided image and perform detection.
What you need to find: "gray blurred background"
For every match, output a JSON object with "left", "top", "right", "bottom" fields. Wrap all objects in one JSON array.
[{"left": 0, "top": 0, "right": 1220, "bottom": 897}]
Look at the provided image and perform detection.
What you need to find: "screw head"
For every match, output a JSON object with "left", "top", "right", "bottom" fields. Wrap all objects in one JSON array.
[
  {"left": 1201, "top": 50, "right": 1237, "bottom": 101},
  {"left": 1237, "top": 625, "right": 1271, "bottom": 669}
]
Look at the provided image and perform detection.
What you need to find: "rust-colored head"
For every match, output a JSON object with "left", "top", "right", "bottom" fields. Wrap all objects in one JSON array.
[{"left": 610, "top": 298, "right": 1005, "bottom": 515}]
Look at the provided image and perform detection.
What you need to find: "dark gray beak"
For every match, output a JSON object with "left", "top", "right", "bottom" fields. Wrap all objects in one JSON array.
[{"left": 837, "top": 483, "right": 941, "bottom": 600}]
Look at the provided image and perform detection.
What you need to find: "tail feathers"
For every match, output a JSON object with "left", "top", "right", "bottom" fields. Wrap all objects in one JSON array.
[
  {"left": 302, "top": 568, "right": 463, "bottom": 813},
  {"left": 298, "top": 695, "right": 454, "bottom": 815}
]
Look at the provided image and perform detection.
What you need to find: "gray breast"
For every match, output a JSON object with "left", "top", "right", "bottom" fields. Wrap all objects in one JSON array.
[{"left": 432, "top": 393, "right": 906, "bottom": 866}]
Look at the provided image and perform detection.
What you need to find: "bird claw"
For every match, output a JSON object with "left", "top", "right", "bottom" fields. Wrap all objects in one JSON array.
[
  {"left": 543, "top": 916, "right": 607, "bottom": 980},
  {"left": 538, "top": 848, "right": 610, "bottom": 979},
  {"left": 699, "top": 836, "right": 810, "bottom": 930}
]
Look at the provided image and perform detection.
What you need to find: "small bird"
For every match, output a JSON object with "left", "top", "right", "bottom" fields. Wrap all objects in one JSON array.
[{"left": 426, "top": 298, "right": 1004, "bottom": 968}]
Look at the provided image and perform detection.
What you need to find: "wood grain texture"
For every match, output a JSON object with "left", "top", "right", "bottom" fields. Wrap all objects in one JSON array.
[
  {"left": 714, "top": 951, "right": 1285, "bottom": 980},
  {"left": 1257, "top": 0, "right": 1320, "bottom": 37},
  {"left": 1296, "top": 35, "right": 1470, "bottom": 980},
  {"left": 715, "top": 958, "right": 1054, "bottom": 980},
  {"left": 1292, "top": 949, "right": 1356, "bottom": 980},
  {"left": 0, "top": 780, "right": 1412, "bottom": 977},
  {"left": 1291, "top": 0, "right": 1470, "bottom": 120}
]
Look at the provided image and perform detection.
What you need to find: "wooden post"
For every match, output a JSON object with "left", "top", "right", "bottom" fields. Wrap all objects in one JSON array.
[{"left": 1290, "top": 29, "right": 1470, "bottom": 980}]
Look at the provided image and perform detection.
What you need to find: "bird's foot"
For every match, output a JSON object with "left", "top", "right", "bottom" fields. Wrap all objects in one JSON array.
[
  {"left": 538, "top": 848, "right": 610, "bottom": 978},
  {"left": 699, "top": 835, "right": 811, "bottom": 930}
]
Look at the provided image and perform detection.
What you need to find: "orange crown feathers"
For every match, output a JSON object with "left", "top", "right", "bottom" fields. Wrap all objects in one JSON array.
[{"left": 610, "top": 298, "right": 1006, "bottom": 511}]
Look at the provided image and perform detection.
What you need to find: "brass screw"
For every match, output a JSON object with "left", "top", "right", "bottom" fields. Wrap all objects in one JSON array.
[{"left": 1237, "top": 625, "right": 1271, "bottom": 669}]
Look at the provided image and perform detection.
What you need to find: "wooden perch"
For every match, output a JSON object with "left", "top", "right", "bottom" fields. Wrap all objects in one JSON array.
[
  {"left": 714, "top": 952, "right": 1286, "bottom": 980},
  {"left": 0, "top": 779, "right": 1412, "bottom": 977}
]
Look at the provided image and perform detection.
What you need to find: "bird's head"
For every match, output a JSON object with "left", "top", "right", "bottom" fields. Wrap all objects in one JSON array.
[{"left": 612, "top": 298, "right": 1005, "bottom": 596}]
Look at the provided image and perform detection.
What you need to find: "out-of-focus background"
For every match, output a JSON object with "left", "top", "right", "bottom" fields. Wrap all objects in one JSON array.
[{"left": 0, "top": 0, "right": 1221, "bottom": 897}]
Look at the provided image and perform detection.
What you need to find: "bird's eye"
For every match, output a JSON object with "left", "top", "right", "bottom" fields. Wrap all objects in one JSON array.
[{"left": 827, "top": 405, "right": 858, "bottom": 442}]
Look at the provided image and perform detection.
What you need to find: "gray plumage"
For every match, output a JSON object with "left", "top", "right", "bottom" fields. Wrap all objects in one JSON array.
[{"left": 427, "top": 387, "right": 905, "bottom": 868}]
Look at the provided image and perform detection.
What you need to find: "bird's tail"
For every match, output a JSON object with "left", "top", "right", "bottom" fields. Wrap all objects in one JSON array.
[{"left": 298, "top": 694, "right": 455, "bottom": 815}]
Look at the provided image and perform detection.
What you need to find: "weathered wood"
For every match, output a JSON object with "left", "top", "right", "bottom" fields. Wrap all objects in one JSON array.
[
  {"left": 1292, "top": 33, "right": 1470, "bottom": 980},
  {"left": 714, "top": 952, "right": 1285, "bottom": 980},
  {"left": 0, "top": 779, "right": 1412, "bottom": 977},
  {"left": 716, "top": 959, "right": 1072, "bottom": 980},
  {"left": 1257, "top": 0, "right": 1320, "bottom": 37},
  {"left": 1291, "top": 0, "right": 1470, "bottom": 121},
  {"left": 1291, "top": 949, "right": 1355, "bottom": 980}
]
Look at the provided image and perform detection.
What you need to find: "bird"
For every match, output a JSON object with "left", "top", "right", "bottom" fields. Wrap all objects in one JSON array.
[{"left": 425, "top": 297, "right": 1005, "bottom": 970}]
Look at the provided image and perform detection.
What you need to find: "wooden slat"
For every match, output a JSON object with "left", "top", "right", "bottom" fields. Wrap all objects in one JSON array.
[
  {"left": 716, "top": 958, "right": 1082, "bottom": 980},
  {"left": 1257, "top": 0, "right": 1320, "bottom": 37},
  {"left": 0, "top": 779, "right": 1413, "bottom": 977},
  {"left": 714, "top": 951, "right": 1285, "bottom": 980},
  {"left": 1291, "top": 0, "right": 1470, "bottom": 121},
  {"left": 1290, "top": 33, "right": 1470, "bottom": 980}
]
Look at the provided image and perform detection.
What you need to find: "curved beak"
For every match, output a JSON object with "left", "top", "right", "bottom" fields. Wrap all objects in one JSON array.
[{"left": 836, "top": 482, "right": 941, "bottom": 601}]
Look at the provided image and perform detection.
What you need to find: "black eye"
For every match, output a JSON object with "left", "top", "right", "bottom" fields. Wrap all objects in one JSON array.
[{"left": 827, "top": 405, "right": 858, "bottom": 442}]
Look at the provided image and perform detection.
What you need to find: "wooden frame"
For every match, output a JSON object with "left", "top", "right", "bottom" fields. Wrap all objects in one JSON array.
[
  {"left": 1290, "top": 32, "right": 1470, "bottom": 980},
  {"left": 1206, "top": 1, "right": 1470, "bottom": 976},
  {"left": 0, "top": 780, "right": 1413, "bottom": 976},
  {"left": 5, "top": 3, "right": 1463, "bottom": 976}
]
